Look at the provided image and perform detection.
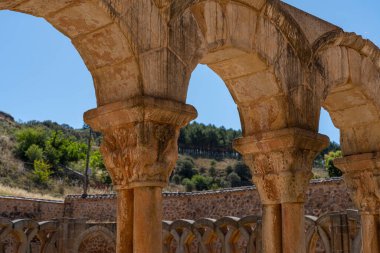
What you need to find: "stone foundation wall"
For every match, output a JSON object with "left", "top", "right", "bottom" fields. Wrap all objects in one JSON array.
[
  {"left": 0, "top": 196, "right": 64, "bottom": 220},
  {"left": 63, "top": 178, "right": 355, "bottom": 221}
]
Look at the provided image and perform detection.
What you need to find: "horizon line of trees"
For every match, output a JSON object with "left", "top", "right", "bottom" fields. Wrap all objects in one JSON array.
[{"left": 178, "top": 122, "right": 242, "bottom": 158}]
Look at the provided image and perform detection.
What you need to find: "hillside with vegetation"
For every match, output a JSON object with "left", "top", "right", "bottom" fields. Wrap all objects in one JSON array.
[{"left": 0, "top": 114, "right": 342, "bottom": 199}]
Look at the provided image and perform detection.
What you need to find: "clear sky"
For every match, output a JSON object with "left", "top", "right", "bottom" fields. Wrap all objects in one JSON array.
[{"left": 1, "top": 1, "right": 379, "bottom": 143}]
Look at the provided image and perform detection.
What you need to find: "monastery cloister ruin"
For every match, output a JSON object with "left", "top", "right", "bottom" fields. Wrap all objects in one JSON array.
[{"left": 1, "top": 0, "right": 380, "bottom": 252}]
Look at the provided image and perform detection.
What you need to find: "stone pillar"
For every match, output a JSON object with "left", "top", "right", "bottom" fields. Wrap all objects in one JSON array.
[
  {"left": 84, "top": 96, "right": 197, "bottom": 253},
  {"left": 234, "top": 128, "right": 328, "bottom": 253},
  {"left": 335, "top": 153, "right": 380, "bottom": 253}
]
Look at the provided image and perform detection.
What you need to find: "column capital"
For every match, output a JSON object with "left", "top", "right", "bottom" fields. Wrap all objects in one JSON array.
[
  {"left": 84, "top": 96, "right": 197, "bottom": 189},
  {"left": 233, "top": 128, "right": 329, "bottom": 204},
  {"left": 84, "top": 96, "right": 197, "bottom": 131},
  {"left": 335, "top": 153, "right": 380, "bottom": 214},
  {"left": 233, "top": 128, "right": 329, "bottom": 155}
]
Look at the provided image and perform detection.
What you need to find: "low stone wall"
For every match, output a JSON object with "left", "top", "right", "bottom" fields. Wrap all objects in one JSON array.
[
  {"left": 305, "top": 178, "right": 353, "bottom": 217},
  {"left": 64, "top": 195, "right": 117, "bottom": 222},
  {"left": 63, "top": 178, "right": 355, "bottom": 221},
  {"left": 0, "top": 196, "right": 64, "bottom": 220},
  {"left": 0, "top": 178, "right": 354, "bottom": 222}
]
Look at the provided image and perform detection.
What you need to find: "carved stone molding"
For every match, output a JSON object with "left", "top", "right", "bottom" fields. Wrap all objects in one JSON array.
[
  {"left": 335, "top": 153, "right": 380, "bottom": 214},
  {"left": 84, "top": 96, "right": 197, "bottom": 131},
  {"left": 84, "top": 96, "right": 197, "bottom": 189},
  {"left": 233, "top": 128, "right": 329, "bottom": 204}
]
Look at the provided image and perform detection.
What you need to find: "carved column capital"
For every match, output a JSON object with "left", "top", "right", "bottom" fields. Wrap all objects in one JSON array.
[
  {"left": 335, "top": 153, "right": 380, "bottom": 214},
  {"left": 234, "top": 128, "right": 329, "bottom": 204},
  {"left": 84, "top": 96, "right": 197, "bottom": 189}
]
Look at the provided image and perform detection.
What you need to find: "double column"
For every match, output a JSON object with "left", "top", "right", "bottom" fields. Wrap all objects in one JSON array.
[
  {"left": 335, "top": 153, "right": 380, "bottom": 253},
  {"left": 234, "top": 128, "right": 328, "bottom": 253},
  {"left": 84, "top": 96, "right": 197, "bottom": 253}
]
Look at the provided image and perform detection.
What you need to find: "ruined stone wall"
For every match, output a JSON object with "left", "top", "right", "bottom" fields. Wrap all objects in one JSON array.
[
  {"left": 0, "top": 196, "right": 64, "bottom": 220},
  {"left": 63, "top": 178, "right": 354, "bottom": 221}
]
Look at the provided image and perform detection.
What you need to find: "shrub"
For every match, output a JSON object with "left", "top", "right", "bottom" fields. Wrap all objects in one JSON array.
[
  {"left": 172, "top": 174, "right": 181, "bottom": 185},
  {"left": 227, "top": 172, "right": 241, "bottom": 187},
  {"left": 325, "top": 150, "right": 343, "bottom": 177},
  {"left": 182, "top": 178, "right": 195, "bottom": 192},
  {"left": 33, "top": 160, "right": 52, "bottom": 184},
  {"left": 209, "top": 166, "right": 217, "bottom": 177},
  {"left": 15, "top": 128, "right": 47, "bottom": 159},
  {"left": 191, "top": 175, "right": 212, "bottom": 191},
  {"left": 176, "top": 159, "right": 196, "bottom": 179},
  {"left": 225, "top": 165, "right": 233, "bottom": 175},
  {"left": 25, "top": 144, "right": 43, "bottom": 162},
  {"left": 234, "top": 162, "right": 252, "bottom": 186}
]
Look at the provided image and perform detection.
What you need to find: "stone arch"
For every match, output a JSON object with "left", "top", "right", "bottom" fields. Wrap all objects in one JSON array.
[
  {"left": 37, "top": 221, "right": 59, "bottom": 253},
  {"left": 312, "top": 31, "right": 380, "bottom": 155},
  {"left": 1, "top": 1, "right": 141, "bottom": 106},
  {"left": 169, "top": 0, "right": 319, "bottom": 136},
  {"left": 73, "top": 226, "right": 116, "bottom": 253}
]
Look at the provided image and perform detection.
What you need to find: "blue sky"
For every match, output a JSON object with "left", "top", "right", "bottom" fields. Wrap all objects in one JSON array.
[{"left": 1, "top": 1, "right": 379, "bottom": 143}]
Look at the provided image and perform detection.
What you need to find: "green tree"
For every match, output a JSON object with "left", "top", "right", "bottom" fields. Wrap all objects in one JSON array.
[
  {"left": 227, "top": 172, "right": 241, "bottom": 187},
  {"left": 44, "top": 130, "right": 86, "bottom": 166},
  {"left": 15, "top": 127, "right": 47, "bottom": 159},
  {"left": 172, "top": 174, "right": 181, "bottom": 185},
  {"left": 234, "top": 162, "right": 252, "bottom": 186},
  {"left": 90, "top": 150, "right": 111, "bottom": 185},
  {"left": 191, "top": 175, "right": 212, "bottom": 191},
  {"left": 209, "top": 166, "right": 217, "bottom": 177},
  {"left": 324, "top": 150, "right": 343, "bottom": 177},
  {"left": 33, "top": 159, "right": 52, "bottom": 184},
  {"left": 314, "top": 141, "right": 341, "bottom": 168},
  {"left": 25, "top": 144, "right": 43, "bottom": 162},
  {"left": 182, "top": 178, "right": 195, "bottom": 192},
  {"left": 64, "top": 141, "right": 87, "bottom": 161},
  {"left": 225, "top": 165, "right": 233, "bottom": 175},
  {"left": 176, "top": 159, "right": 196, "bottom": 179}
]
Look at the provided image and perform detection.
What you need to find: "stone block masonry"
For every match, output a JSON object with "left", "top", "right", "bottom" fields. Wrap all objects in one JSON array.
[
  {"left": 0, "top": 178, "right": 354, "bottom": 222},
  {"left": 62, "top": 178, "right": 354, "bottom": 222},
  {"left": 0, "top": 196, "right": 63, "bottom": 220}
]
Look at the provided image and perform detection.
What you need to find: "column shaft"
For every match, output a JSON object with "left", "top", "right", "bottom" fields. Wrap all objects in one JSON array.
[
  {"left": 334, "top": 153, "right": 380, "bottom": 253},
  {"left": 262, "top": 204, "right": 282, "bottom": 253},
  {"left": 133, "top": 187, "right": 163, "bottom": 253},
  {"left": 281, "top": 203, "right": 306, "bottom": 253},
  {"left": 116, "top": 189, "right": 134, "bottom": 253},
  {"left": 361, "top": 214, "right": 380, "bottom": 253}
]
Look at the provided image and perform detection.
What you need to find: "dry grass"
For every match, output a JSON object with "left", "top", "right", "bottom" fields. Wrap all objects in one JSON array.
[
  {"left": 0, "top": 183, "right": 115, "bottom": 201},
  {"left": 63, "top": 185, "right": 114, "bottom": 196},
  {"left": 0, "top": 183, "right": 63, "bottom": 200},
  {"left": 312, "top": 167, "right": 329, "bottom": 179},
  {"left": 164, "top": 183, "right": 185, "bottom": 192}
]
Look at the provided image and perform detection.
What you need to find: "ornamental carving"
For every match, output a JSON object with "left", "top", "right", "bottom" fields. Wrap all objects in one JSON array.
[
  {"left": 234, "top": 128, "right": 329, "bottom": 204},
  {"left": 335, "top": 154, "right": 380, "bottom": 214},
  {"left": 244, "top": 149, "right": 317, "bottom": 204},
  {"left": 100, "top": 121, "right": 180, "bottom": 188},
  {"left": 343, "top": 170, "right": 380, "bottom": 214},
  {"left": 84, "top": 96, "right": 197, "bottom": 189}
]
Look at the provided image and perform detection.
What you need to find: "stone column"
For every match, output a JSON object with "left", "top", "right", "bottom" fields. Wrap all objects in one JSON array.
[
  {"left": 84, "top": 96, "right": 197, "bottom": 253},
  {"left": 234, "top": 128, "right": 328, "bottom": 253},
  {"left": 335, "top": 153, "right": 380, "bottom": 253}
]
